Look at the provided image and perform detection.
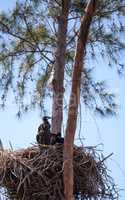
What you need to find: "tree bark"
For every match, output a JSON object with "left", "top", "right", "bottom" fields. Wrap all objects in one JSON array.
[
  {"left": 63, "top": 1, "right": 97, "bottom": 199},
  {"left": 51, "top": 0, "right": 71, "bottom": 134}
]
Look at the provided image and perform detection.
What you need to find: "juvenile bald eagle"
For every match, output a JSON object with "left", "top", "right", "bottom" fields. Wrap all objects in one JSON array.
[{"left": 36, "top": 116, "right": 51, "bottom": 145}]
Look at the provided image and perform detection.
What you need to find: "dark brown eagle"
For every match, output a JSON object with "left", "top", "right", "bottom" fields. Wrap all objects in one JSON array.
[{"left": 36, "top": 116, "right": 51, "bottom": 145}]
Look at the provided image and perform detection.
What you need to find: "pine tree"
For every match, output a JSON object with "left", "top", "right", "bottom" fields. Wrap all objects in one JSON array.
[
  {"left": 0, "top": 0, "right": 124, "bottom": 117},
  {"left": 0, "top": 0, "right": 125, "bottom": 199}
]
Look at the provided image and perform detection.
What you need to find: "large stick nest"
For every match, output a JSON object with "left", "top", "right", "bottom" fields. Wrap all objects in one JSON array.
[{"left": 0, "top": 144, "right": 118, "bottom": 200}]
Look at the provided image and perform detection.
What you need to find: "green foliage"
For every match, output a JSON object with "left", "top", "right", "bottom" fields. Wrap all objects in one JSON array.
[
  {"left": 0, "top": 0, "right": 125, "bottom": 116},
  {"left": 81, "top": 68, "right": 118, "bottom": 117}
]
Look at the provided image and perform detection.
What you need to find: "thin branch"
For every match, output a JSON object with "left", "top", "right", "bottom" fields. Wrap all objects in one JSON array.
[
  {"left": 96, "top": 5, "right": 125, "bottom": 17},
  {"left": 68, "top": 16, "right": 80, "bottom": 21},
  {"left": 0, "top": 21, "right": 36, "bottom": 50},
  {"left": 22, "top": 14, "right": 54, "bottom": 64},
  {"left": 98, "top": 153, "right": 114, "bottom": 165}
]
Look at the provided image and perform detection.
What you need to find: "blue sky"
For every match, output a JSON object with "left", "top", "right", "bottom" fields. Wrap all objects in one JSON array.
[{"left": 0, "top": 1, "right": 125, "bottom": 199}]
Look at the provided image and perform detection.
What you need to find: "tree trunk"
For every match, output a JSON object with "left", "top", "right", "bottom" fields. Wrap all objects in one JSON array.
[
  {"left": 51, "top": 1, "right": 71, "bottom": 134},
  {"left": 63, "top": 1, "right": 97, "bottom": 199}
]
